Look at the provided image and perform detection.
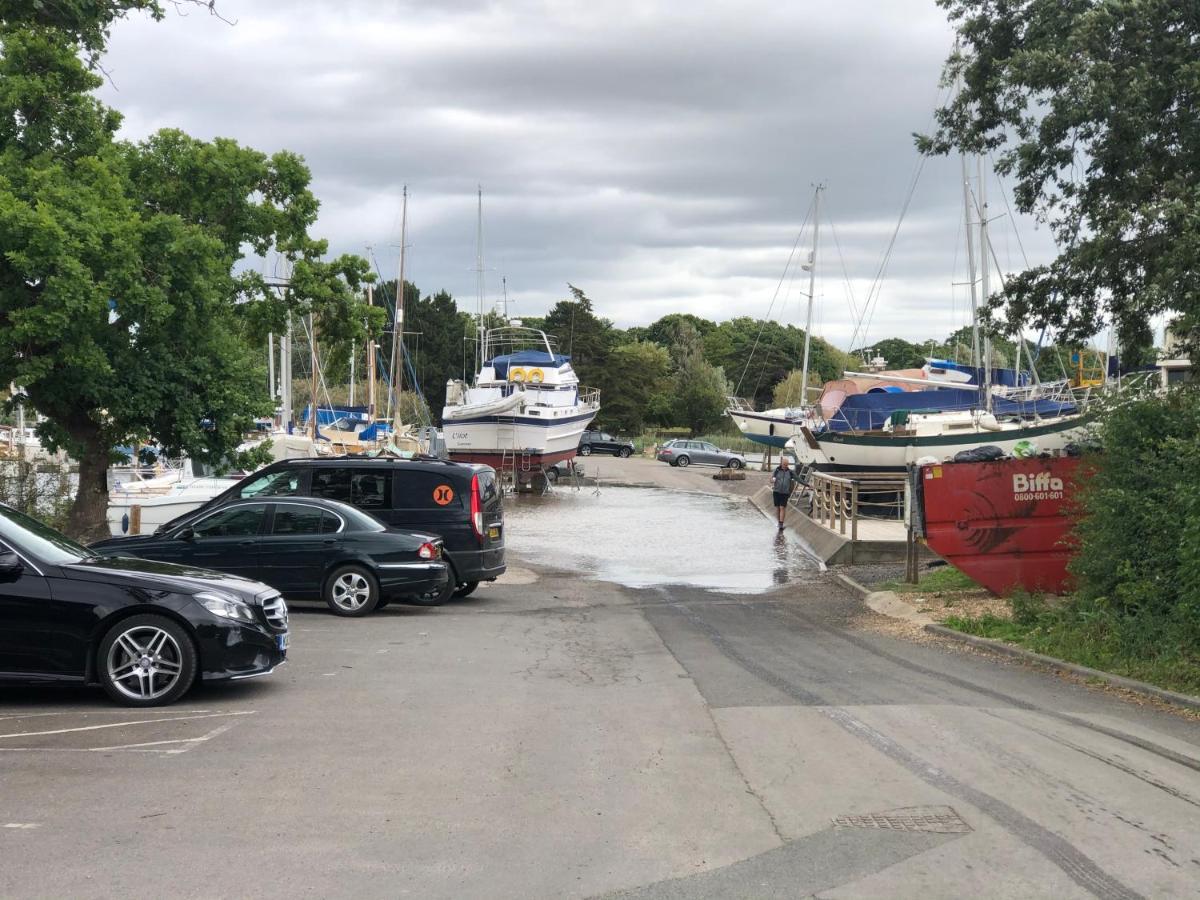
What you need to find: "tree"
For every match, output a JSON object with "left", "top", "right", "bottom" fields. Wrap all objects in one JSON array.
[
  {"left": 851, "top": 337, "right": 927, "bottom": 370},
  {"left": 542, "top": 284, "right": 615, "bottom": 386},
  {"left": 920, "top": 0, "right": 1200, "bottom": 359},
  {"left": 371, "top": 281, "right": 462, "bottom": 419},
  {"left": 661, "top": 320, "right": 728, "bottom": 433},
  {"left": 673, "top": 355, "right": 729, "bottom": 434},
  {"left": 0, "top": 8, "right": 373, "bottom": 538},
  {"left": 595, "top": 341, "right": 671, "bottom": 435},
  {"left": 703, "top": 317, "right": 848, "bottom": 408}
]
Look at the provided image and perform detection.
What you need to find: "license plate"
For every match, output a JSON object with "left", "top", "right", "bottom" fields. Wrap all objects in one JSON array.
[
  {"left": 277, "top": 632, "right": 290, "bottom": 651},
  {"left": 488, "top": 525, "right": 500, "bottom": 540}
]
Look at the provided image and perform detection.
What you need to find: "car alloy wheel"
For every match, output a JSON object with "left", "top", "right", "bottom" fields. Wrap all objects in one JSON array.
[
  {"left": 619, "top": 447, "right": 632, "bottom": 458},
  {"left": 100, "top": 615, "right": 196, "bottom": 707},
  {"left": 727, "top": 458, "right": 743, "bottom": 469},
  {"left": 676, "top": 455, "right": 690, "bottom": 467},
  {"left": 453, "top": 581, "right": 480, "bottom": 598},
  {"left": 579, "top": 445, "right": 592, "bottom": 456},
  {"left": 324, "top": 565, "right": 380, "bottom": 617}
]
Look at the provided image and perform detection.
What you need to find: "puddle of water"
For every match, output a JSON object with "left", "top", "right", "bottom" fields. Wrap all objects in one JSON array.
[{"left": 503, "top": 485, "right": 820, "bottom": 594}]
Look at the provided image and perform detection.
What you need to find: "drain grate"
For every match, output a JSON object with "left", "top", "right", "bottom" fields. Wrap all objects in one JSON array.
[{"left": 833, "top": 805, "right": 972, "bottom": 834}]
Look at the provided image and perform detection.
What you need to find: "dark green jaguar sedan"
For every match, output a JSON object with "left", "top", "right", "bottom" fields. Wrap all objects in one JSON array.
[{"left": 92, "top": 497, "right": 449, "bottom": 616}]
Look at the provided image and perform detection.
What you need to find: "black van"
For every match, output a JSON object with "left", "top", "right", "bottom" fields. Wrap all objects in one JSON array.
[{"left": 159, "top": 457, "right": 504, "bottom": 601}]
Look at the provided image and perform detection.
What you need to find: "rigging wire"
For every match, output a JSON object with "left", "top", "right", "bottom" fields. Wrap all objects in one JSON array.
[
  {"left": 731, "top": 196, "right": 815, "bottom": 398},
  {"left": 823, "top": 197, "right": 861, "bottom": 330},
  {"left": 848, "top": 79, "right": 953, "bottom": 354}
]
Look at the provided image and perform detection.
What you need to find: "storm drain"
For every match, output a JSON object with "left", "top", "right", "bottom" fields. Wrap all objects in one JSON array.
[{"left": 833, "top": 805, "right": 972, "bottom": 834}]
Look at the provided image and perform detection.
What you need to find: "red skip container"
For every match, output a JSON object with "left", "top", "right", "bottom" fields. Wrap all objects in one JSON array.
[{"left": 917, "top": 457, "right": 1084, "bottom": 597}]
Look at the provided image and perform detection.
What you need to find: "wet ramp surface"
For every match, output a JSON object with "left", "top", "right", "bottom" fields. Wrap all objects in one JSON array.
[{"left": 505, "top": 485, "right": 820, "bottom": 594}]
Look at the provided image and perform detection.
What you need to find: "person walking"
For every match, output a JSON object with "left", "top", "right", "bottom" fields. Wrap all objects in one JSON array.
[{"left": 770, "top": 456, "right": 796, "bottom": 531}]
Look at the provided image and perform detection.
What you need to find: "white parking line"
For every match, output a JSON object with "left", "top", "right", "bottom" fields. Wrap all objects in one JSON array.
[
  {"left": 3, "top": 823, "right": 41, "bottom": 829},
  {"left": 0, "top": 711, "right": 255, "bottom": 740},
  {"left": 0, "top": 709, "right": 215, "bottom": 722},
  {"left": 0, "top": 719, "right": 250, "bottom": 755}
]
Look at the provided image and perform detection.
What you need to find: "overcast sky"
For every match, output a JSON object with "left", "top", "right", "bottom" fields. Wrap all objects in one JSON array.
[{"left": 96, "top": 0, "right": 1062, "bottom": 353}]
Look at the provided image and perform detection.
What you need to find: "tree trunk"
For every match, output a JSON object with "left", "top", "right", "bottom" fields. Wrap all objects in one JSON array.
[{"left": 66, "top": 429, "right": 111, "bottom": 543}]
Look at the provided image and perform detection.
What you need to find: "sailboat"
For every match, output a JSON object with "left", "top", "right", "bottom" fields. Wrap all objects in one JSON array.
[
  {"left": 785, "top": 157, "right": 1088, "bottom": 474},
  {"left": 441, "top": 190, "right": 600, "bottom": 469}
]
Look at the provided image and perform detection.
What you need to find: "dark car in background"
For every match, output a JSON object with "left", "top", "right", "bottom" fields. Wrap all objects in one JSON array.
[
  {"left": 578, "top": 430, "right": 635, "bottom": 457},
  {"left": 94, "top": 497, "right": 450, "bottom": 615},
  {"left": 156, "top": 457, "right": 504, "bottom": 598},
  {"left": 0, "top": 503, "right": 287, "bottom": 707}
]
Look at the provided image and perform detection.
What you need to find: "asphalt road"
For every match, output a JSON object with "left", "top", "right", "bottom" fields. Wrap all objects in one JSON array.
[{"left": 2, "top": 559, "right": 1198, "bottom": 898}]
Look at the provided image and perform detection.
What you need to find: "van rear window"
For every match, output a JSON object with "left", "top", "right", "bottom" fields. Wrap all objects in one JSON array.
[{"left": 476, "top": 471, "right": 500, "bottom": 509}]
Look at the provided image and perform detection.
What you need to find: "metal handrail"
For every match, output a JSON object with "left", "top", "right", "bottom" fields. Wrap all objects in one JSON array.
[{"left": 793, "top": 469, "right": 907, "bottom": 541}]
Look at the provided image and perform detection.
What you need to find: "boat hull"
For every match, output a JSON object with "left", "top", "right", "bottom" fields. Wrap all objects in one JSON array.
[
  {"left": 919, "top": 456, "right": 1084, "bottom": 596},
  {"left": 727, "top": 409, "right": 805, "bottom": 449},
  {"left": 793, "top": 416, "right": 1087, "bottom": 473},
  {"left": 442, "top": 408, "right": 598, "bottom": 470}
]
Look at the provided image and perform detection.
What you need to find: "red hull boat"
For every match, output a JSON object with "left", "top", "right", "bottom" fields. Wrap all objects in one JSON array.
[{"left": 917, "top": 456, "right": 1084, "bottom": 596}]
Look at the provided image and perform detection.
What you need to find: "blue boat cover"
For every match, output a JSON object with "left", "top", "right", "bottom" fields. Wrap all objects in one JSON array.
[
  {"left": 300, "top": 405, "right": 372, "bottom": 428},
  {"left": 486, "top": 350, "right": 569, "bottom": 379},
  {"left": 825, "top": 388, "right": 1076, "bottom": 432},
  {"left": 926, "top": 360, "right": 1031, "bottom": 388}
]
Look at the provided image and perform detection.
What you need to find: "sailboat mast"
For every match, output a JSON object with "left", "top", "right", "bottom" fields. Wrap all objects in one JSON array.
[
  {"left": 475, "top": 186, "right": 485, "bottom": 376},
  {"left": 366, "top": 281, "right": 377, "bottom": 420},
  {"left": 960, "top": 155, "right": 982, "bottom": 370},
  {"left": 391, "top": 186, "right": 408, "bottom": 431},
  {"left": 309, "top": 312, "right": 319, "bottom": 440},
  {"left": 977, "top": 157, "right": 993, "bottom": 409},
  {"left": 799, "top": 185, "right": 822, "bottom": 405}
]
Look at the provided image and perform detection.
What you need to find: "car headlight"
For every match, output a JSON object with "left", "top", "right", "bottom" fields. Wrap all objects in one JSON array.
[{"left": 195, "top": 591, "right": 256, "bottom": 623}]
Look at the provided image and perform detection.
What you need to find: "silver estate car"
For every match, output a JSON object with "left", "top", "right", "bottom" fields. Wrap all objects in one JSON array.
[{"left": 656, "top": 439, "right": 746, "bottom": 469}]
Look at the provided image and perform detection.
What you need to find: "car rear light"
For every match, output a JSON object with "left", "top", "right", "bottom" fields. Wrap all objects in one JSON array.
[
  {"left": 470, "top": 474, "right": 483, "bottom": 543},
  {"left": 417, "top": 542, "right": 438, "bottom": 560}
]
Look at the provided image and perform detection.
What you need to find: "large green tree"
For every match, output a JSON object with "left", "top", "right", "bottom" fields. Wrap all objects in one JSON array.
[
  {"left": 595, "top": 341, "right": 672, "bottom": 435},
  {"left": 920, "top": 0, "right": 1200, "bottom": 358},
  {"left": 541, "top": 284, "right": 616, "bottom": 388},
  {"left": 703, "top": 317, "right": 848, "bottom": 408},
  {"left": 0, "top": 4, "right": 372, "bottom": 538}
]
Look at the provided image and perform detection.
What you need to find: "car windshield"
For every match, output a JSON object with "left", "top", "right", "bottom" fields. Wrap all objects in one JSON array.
[{"left": 0, "top": 505, "right": 98, "bottom": 565}]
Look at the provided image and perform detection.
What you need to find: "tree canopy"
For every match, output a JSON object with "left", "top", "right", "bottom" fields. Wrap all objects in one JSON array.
[
  {"left": 0, "top": 4, "right": 373, "bottom": 538},
  {"left": 920, "top": 0, "right": 1200, "bottom": 359}
]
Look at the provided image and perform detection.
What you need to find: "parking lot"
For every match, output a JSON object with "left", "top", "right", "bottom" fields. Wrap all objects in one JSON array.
[
  {"left": 4, "top": 483, "right": 1198, "bottom": 899},
  {"left": 0, "top": 560, "right": 778, "bottom": 899}
]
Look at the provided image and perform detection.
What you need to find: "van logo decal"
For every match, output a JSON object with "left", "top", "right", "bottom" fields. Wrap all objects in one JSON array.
[{"left": 433, "top": 484, "right": 455, "bottom": 506}]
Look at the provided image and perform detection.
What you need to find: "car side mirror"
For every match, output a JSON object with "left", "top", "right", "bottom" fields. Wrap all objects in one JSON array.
[
  {"left": 177, "top": 527, "right": 195, "bottom": 541},
  {"left": 0, "top": 550, "right": 23, "bottom": 574}
]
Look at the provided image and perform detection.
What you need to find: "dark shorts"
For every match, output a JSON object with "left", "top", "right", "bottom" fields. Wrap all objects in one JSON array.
[{"left": 772, "top": 491, "right": 790, "bottom": 508}]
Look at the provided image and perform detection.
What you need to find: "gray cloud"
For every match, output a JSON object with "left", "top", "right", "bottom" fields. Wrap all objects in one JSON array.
[{"left": 97, "top": 0, "right": 1060, "bottom": 355}]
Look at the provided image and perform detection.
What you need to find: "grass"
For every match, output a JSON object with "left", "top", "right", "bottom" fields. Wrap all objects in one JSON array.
[
  {"left": 941, "top": 604, "right": 1200, "bottom": 698},
  {"left": 876, "top": 565, "right": 981, "bottom": 595}
]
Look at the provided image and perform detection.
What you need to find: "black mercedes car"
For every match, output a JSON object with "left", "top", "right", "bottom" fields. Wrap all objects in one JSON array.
[
  {"left": 94, "top": 497, "right": 450, "bottom": 615},
  {"left": 0, "top": 504, "right": 288, "bottom": 707}
]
